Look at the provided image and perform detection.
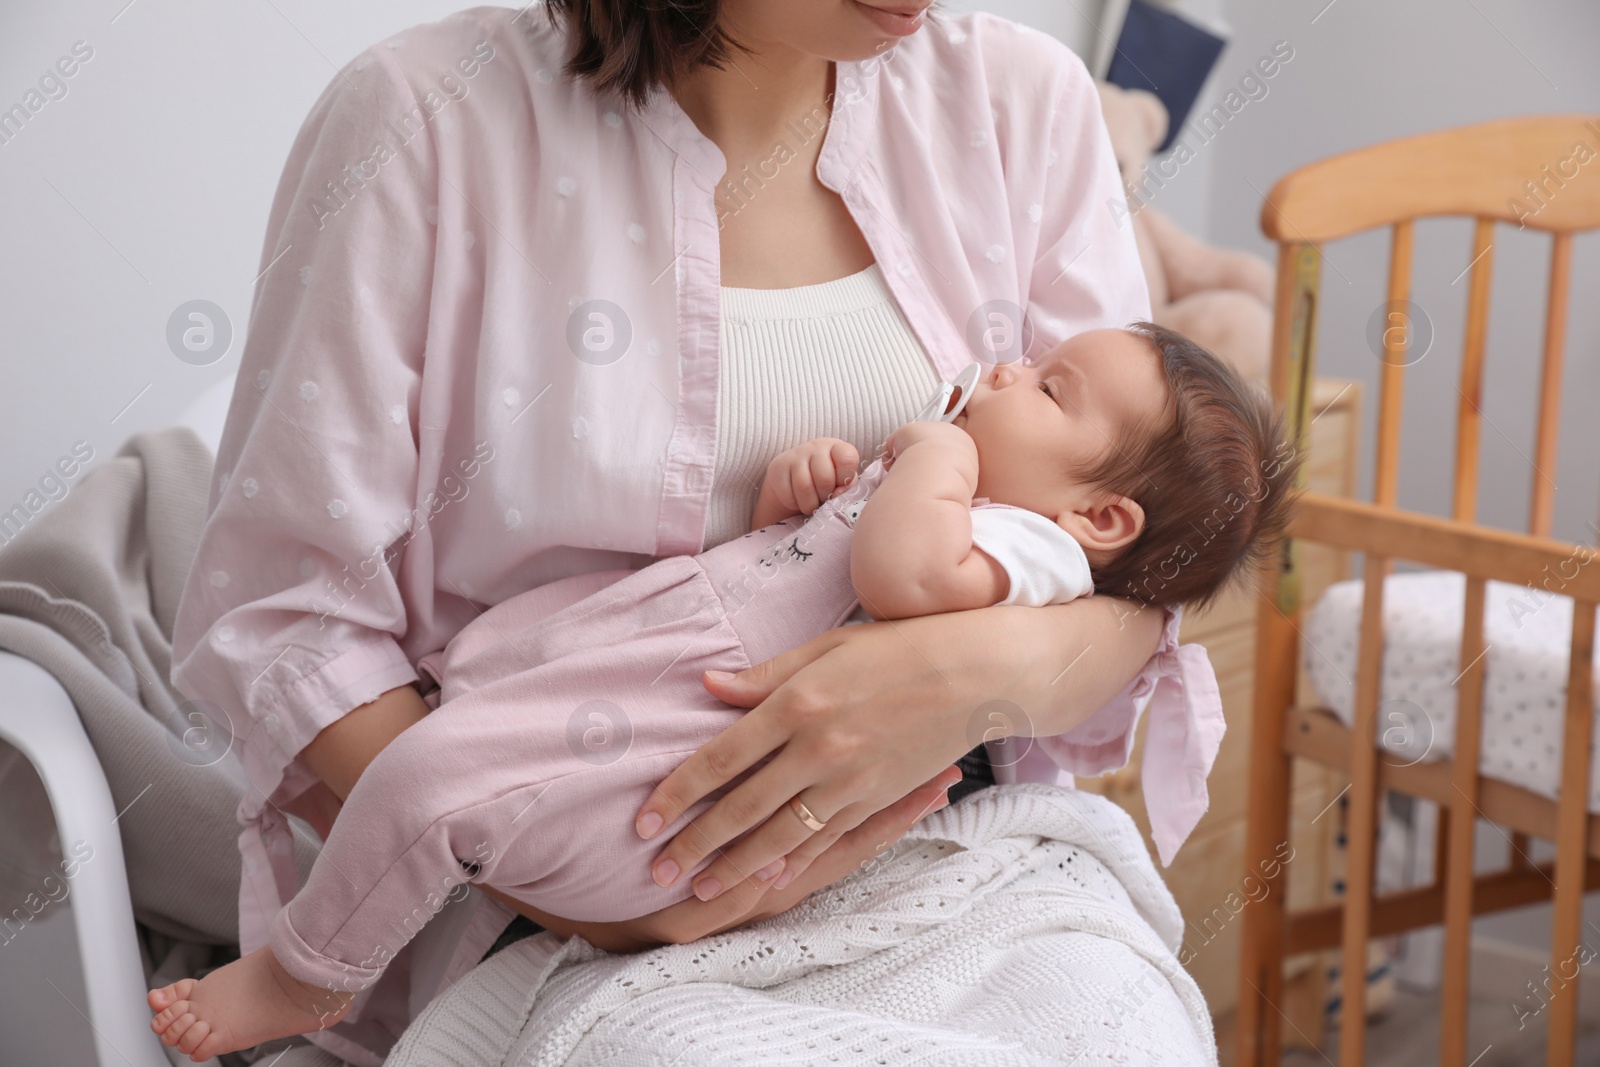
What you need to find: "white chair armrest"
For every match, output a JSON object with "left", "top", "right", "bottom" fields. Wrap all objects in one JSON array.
[{"left": 0, "top": 650, "right": 173, "bottom": 1067}]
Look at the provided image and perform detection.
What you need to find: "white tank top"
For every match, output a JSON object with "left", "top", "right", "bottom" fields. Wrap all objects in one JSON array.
[{"left": 706, "top": 262, "right": 941, "bottom": 549}]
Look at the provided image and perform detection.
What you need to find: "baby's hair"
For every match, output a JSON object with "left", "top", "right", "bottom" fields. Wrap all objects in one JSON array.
[{"left": 1073, "top": 321, "right": 1301, "bottom": 610}]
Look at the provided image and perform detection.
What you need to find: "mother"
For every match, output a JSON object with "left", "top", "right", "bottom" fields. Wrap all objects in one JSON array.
[{"left": 171, "top": 1, "right": 1171, "bottom": 1063}]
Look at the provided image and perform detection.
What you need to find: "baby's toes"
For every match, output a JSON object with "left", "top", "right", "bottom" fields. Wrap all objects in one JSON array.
[
  {"left": 191, "top": 1027, "right": 229, "bottom": 1063},
  {"left": 150, "top": 1001, "right": 182, "bottom": 1034},
  {"left": 176, "top": 1018, "right": 212, "bottom": 1057},
  {"left": 158, "top": 1008, "right": 197, "bottom": 1047},
  {"left": 148, "top": 978, "right": 194, "bottom": 1012}
]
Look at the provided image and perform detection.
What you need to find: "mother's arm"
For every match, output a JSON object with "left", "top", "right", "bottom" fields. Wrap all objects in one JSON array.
[{"left": 633, "top": 592, "right": 1164, "bottom": 906}]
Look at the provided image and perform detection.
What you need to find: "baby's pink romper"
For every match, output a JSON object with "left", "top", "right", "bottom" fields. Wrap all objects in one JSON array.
[{"left": 270, "top": 452, "right": 1078, "bottom": 991}]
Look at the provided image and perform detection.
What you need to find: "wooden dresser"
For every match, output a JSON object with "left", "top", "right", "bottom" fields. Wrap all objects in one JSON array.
[{"left": 1074, "top": 378, "right": 1362, "bottom": 1033}]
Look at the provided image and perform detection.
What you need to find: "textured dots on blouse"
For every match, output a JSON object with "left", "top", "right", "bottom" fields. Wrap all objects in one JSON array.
[
  {"left": 647, "top": 339, "right": 661, "bottom": 357},
  {"left": 970, "top": 131, "right": 987, "bottom": 149},
  {"left": 240, "top": 477, "right": 258, "bottom": 499},
  {"left": 627, "top": 223, "right": 647, "bottom": 244},
  {"left": 985, "top": 245, "right": 1005, "bottom": 263},
  {"left": 218, "top": 625, "right": 235, "bottom": 643},
  {"left": 502, "top": 387, "right": 520, "bottom": 408},
  {"left": 504, "top": 508, "right": 522, "bottom": 530},
  {"left": 385, "top": 38, "right": 403, "bottom": 50},
  {"left": 572, "top": 416, "right": 589, "bottom": 439},
  {"left": 1047, "top": 148, "right": 1059, "bottom": 168},
  {"left": 327, "top": 499, "right": 348, "bottom": 519},
  {"left": 354, "top": 54, "right": 372, "bottom": 73},
  {"left": 389, "top": 404, "right": 407, "bottom": 425},
  {"left": 896, "top": 261, "right": 912, "bottom": 277},
  {"left": 464, "top": 231, "right": 476, "bottom": 251},
  {"left": 359, "top": 285, "right": 373, "bottom": 306},
  {"left": 210, "top": 570, "right": 229, "bottom": 588},
  {"left": 536, "top": 68, "right": 554, "bottom": 84},
  {"left": 604, "top": 110, "right": 623, "bottom": 128},
  {"left": 299, "top": 266, "right": 313, "bottom": 286},
  {"left": 557, "top": 176, "right": 576, "bottom": 196},
  {"left": 947, "top": 26, "right": 968, "bottom": 44},
  {"left": 299, "top": 381, "right": 319, "bottom": 402},
  {"left": 1028, "top": 203, "right": 1043, "bottom": 224},
  {"left": 256, "top": 369, "right": 271, "bottom": 390}
]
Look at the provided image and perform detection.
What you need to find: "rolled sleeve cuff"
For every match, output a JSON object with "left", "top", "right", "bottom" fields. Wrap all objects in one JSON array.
[{"left": 244, "top": 637, "right": 419, "bottom": 794}]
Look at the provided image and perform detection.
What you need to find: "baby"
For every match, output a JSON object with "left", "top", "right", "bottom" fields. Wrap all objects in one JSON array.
[{"left": 150, "top": 321, "right": 1298, "bottom": 1059}]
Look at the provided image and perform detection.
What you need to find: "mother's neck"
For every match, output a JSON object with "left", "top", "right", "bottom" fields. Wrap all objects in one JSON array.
[{"left": 671, "top": 44, "right": 834, "bottom": 155}]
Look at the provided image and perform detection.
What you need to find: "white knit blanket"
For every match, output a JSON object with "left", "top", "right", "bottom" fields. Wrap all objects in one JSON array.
[{"left": 386, "top": 784, "right": 1218, "bottom": 1066}]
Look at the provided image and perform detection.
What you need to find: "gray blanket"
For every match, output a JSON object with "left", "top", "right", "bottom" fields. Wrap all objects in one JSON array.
[{"left": 0, "top": 427, "right": 328, "bottom": 1063}]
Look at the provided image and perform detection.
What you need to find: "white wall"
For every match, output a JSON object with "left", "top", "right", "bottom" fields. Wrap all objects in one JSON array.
[
  {"left": 0, "top": 0, "right": 473, "bottom": 531},
  {"left": 1200, "top": 0, "right": 1600, "bottom": 542}
]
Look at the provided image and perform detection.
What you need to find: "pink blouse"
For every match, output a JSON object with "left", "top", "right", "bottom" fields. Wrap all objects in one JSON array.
[{"left": 169, "top": 6, "right": 1220, "bottom": 1059}]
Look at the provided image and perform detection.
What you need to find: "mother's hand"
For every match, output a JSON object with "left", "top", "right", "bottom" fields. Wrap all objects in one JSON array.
[{"left": 633, "top": 606, "right": 1051, "bottom": 904}]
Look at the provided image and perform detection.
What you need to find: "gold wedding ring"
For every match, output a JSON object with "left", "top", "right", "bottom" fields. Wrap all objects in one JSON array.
[{"left": 788, "top": 796, "right": 827, "bottom": 832}]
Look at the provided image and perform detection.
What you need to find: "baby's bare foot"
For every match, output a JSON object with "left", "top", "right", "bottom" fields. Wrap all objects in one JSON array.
[{"left": 148, "top": 945, "right": 355, "bottom": 1061}]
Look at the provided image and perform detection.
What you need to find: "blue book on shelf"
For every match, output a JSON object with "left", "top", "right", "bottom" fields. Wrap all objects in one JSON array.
[{"left": 1104, "top": 0, "right": 1228, "bottom": 154}]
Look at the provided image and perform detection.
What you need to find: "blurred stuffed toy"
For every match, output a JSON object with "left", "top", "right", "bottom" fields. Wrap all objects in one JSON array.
[{"left": 1097, "top": 81, "right": 1274, "bottom": 382}]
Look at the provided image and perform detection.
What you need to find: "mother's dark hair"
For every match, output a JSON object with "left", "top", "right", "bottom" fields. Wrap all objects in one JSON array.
[{"left": 544, "top": 0, "right": 745, "bottom": 106}]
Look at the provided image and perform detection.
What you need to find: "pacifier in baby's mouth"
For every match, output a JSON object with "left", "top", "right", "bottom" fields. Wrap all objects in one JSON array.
[
  {"left": 860, "top": 361, "right": 987, "bottom": 476},
  {"left": 911, "top": 361, "right": 984, "bottom": 424}
]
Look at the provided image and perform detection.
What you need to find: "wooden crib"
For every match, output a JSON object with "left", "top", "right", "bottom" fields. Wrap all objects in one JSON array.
[{"left": 1235, "top": 114, "right": 1600, "bottom": 1066}]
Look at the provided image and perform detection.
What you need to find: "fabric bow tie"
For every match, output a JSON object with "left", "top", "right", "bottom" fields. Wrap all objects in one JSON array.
[{"left": 1141, "top": 642, "right": 1226, "bottom": 868}]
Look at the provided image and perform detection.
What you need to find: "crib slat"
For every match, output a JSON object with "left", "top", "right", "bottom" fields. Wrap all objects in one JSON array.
[
  {"left": 1340, "top": 558, "right": 1390, "bottom": 1067},
  {"left": 1546, "top": 601, "right": 1597, "bottom": 1067},
  {"left": 1334, "top": 219, "right": 1415, "bottom": 1067},
  {"left": 1510, "top": 831, "right": 1532, "bottom": 872},
  {"left": 1433, "top": 805, "right": 1451, "bottom": 888},
  {"left": 1529, "top": 233, "right": 1571, "bottom": 538},
  {"left": 1373, "top": 221, "right": 1414, "bottom": 508},
  {"left": 1454, "top": 219, "right": 1494, "bottom": 522},
  {"left": 1440, "top": 576, "right": 1488, "bottom": 1065}
]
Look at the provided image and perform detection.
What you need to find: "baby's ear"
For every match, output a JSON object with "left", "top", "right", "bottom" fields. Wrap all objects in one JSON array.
[{"left": 1059, "top": 494, "right": 1144, "bottom": 556}]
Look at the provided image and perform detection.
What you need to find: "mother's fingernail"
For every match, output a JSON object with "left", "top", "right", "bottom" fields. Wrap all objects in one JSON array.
[
  {"left": 773, "top": 869, "right": 796, "bottom": 890},
  {"left": 693, "top": 877, "right": 722, "bottom": 901},
  {"left": 637, "top": 811, "right": 663, "bottom": 839},
  {"left": 705, "top": 669, "right": 736, "bottom": 682},
  {"left": 652, "top": 859, "right": 680, "bottom": 887},
  {"left": 755, "top": 859, "right": 784, "bottom": 881}
]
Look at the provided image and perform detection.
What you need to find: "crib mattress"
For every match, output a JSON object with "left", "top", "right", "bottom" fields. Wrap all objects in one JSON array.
[{"left": 1303, "top": 570, "right": 1600, "bottom": 812}]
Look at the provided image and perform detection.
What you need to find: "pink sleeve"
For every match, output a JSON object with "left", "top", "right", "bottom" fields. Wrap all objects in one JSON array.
[
  {"left": 169, "top": 44, "right": 439, "bottom": 796},
  {"left": 988, "top": 604, "right": 1227, "bottom": 868},
  {"left": 1007, "top": 30, "right": 1152, "bottom": 346}
]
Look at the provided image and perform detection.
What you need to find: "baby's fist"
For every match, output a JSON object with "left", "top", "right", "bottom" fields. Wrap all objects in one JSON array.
[{"left": 764, "top": 438, "right": 860, "bottom": 516}]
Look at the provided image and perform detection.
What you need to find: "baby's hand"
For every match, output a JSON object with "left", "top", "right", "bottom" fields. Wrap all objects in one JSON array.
[{"left": 762, "top": 438, "right": 860, "bottom": 516}]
